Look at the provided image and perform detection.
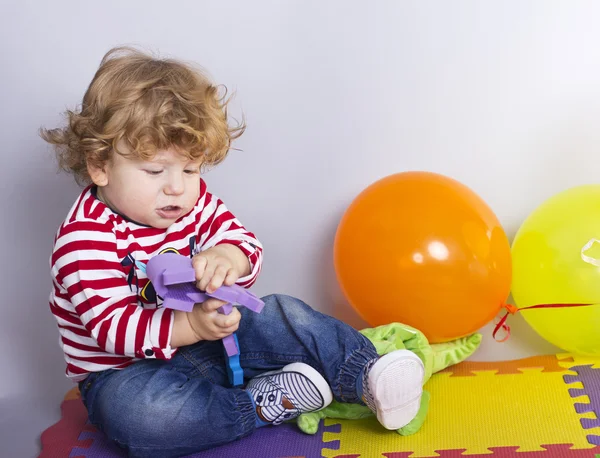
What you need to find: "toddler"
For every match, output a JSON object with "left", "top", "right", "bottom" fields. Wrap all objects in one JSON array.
[{"left": 43, "top": 46, "right": 425, "bottom": 457}]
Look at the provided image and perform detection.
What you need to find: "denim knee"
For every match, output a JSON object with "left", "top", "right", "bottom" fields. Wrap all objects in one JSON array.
[{"left": 266, "top": 293, "right": 312, "bottom": 318}]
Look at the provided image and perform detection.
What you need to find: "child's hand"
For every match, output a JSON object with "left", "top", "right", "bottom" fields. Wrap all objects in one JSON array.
[
  {"left": 192, "top": 245, "right": 246, "bottom": 293},
  {"left": 186, "top": 298, "right": 242, "bottom": 341}
]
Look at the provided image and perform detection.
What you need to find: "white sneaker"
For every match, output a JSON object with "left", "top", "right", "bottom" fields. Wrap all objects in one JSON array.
[
  {"left": 246, "top": 362, "right": 333, "bottom": 425},
  {"left": 362, "top": 349, "right": 424, "bottom": 430}
]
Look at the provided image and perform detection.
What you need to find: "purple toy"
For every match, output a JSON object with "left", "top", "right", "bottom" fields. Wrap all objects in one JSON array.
[{"left": 144, "top": 253, "right": 265, "bottom": 386}]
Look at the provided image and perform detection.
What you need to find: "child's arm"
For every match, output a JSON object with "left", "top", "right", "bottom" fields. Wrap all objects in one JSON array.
[
  {"left": 194, "top": 179, "right": 263, "bottom": 292},
  {"left": 52, "top": 220, "right": 177, "bottom": 360}
]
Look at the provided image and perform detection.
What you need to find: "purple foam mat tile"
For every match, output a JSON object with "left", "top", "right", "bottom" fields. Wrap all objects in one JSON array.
[
  {"left": 66, "top": 418, "right": 337, "bottom": 458},
  {"left": 188, "top": 421, "right": 341, "bottom": 458},
  {"left": 564, "top": 364, "right": 600, "bottom": 446},
  {"left": 69, "top": 424, "right": 125, "bottom": 458}
]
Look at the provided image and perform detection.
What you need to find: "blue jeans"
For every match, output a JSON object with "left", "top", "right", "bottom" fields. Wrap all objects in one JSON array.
[{"left": 79, "top": 294, "right": 379, "bottom": 457}]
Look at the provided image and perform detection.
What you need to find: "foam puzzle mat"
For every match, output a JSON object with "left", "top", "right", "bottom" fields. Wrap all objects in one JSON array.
[{"left": 39, "top": 353, "right": 600, "bottom": 457}]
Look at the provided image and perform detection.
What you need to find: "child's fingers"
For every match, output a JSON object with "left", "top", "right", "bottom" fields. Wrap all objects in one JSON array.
[
  {"left": 214, "top": 320, "right": 240, "bottom": 338},
  {"left": 192, "top": 255, "right": 208, "bottom": 279},
  {"left": 223, "top": 268, "right": 239, "bottom": 286},
  {"left": 206, "top": 265, "right": 228, "bottom": 293},
  {"left": 200, "top": 298, "right": 228, "bottom": 312},
  {"left": 197, "top": 263, "right": 217, "bottom": 291},
  {"left": 214, "top": 308, "right": 241, "bottom": 329}
]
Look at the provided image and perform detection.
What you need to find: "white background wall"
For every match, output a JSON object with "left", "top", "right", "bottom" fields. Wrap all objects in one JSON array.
[{"left": 3, "top": 1, "right": 600, "bottom": 455}]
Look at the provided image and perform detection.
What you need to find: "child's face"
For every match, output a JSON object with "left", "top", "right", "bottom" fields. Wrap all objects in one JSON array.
[{"left": 91, "top": 147, "right": 202, "bottom": 229}]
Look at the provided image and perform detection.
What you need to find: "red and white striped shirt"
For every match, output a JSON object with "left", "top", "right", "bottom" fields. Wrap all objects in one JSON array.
[{"left": 49, "top": 179, "right": 263, "bottom": 381}]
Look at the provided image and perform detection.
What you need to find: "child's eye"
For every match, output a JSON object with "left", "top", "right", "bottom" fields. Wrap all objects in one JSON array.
[
  {"left": 144, "top": 169, "right": 163, "bottom": 175},
  {"left": 184, "top": 169, "right": 200, "bottom": 175}
]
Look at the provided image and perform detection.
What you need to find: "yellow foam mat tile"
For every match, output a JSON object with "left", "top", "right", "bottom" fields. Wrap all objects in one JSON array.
[{"left": 322, "top": 355, "right": 600, "bottom": 457}]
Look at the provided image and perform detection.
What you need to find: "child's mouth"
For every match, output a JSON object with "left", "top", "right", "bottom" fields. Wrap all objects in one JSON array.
[{"left": 157, "top": 206, "right": 183, "bottom": 219}]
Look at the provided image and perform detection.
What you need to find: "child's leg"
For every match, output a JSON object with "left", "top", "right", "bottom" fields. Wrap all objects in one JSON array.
[
  {"left": 78, "top": 345, "right": 333, "bottom": 457},
  {"left": 79, "top": 360, "right": 254, "bottom": 457},
  {"left": 188, "top": 294, "right": 424, "bottom": 430}
]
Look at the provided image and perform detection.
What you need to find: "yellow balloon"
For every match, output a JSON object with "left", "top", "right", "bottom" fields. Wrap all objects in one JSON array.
[{"left": 512, "top": 185, "right": 600, "bottom": 356}]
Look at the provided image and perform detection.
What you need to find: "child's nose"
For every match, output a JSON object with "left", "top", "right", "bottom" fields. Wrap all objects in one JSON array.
[{"left": 164, "top": 175, "right": 185, "bottom": 195}]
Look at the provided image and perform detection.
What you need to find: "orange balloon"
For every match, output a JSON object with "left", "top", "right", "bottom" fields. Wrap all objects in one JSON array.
[{"left": 334, "top": 172, "right": 511, "bottom": 343}]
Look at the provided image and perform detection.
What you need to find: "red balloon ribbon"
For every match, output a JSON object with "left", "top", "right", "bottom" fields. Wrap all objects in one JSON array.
[{"left": 493, "top": 302, "right": 595, "bottom": 342}]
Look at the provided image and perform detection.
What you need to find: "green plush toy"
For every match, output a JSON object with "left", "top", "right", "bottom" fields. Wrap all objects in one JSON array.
[{"left": 296, "top": 322, "right": 482, "bottom": 435}]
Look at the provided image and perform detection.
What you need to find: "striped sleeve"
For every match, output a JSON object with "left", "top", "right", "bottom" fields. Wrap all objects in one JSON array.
[
  {"left": 51, "top": 220, "right": 176, "bottom": 360},
  {"left": 196, "top": 180, "right": 263, "bottom": 287}
]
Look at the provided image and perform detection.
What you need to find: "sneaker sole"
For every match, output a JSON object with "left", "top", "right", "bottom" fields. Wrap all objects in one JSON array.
[{"left": 367, "top": 349, "right": 424, "bottom": 430}]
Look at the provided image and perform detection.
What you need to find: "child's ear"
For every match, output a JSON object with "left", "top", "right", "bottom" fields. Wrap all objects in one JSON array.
[{"left": 87, "top": 162, "right": 109, "bottom": 187}]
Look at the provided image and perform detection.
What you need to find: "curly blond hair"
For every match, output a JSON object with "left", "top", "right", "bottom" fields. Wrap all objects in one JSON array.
[{"left": 41, "top": 46, "right": 245, "bottom": 185}]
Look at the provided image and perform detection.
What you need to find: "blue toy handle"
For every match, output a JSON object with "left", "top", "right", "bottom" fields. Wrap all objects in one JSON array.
[{"left": 225, "top": 334, "right": 243, "bottom": 386}]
